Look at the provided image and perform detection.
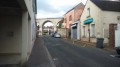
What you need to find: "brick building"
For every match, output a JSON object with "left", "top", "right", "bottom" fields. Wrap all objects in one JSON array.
[{"left": 64, "top": 3, "right": 84, "bottom": 38}]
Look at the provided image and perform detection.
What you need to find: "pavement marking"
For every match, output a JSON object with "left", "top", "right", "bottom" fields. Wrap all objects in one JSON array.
[
  {"left": 53, "top": 58, "right": 58, "bottom": 61},
  {"left": 110, "top": 55, "right": 120, "bottom": 58}
]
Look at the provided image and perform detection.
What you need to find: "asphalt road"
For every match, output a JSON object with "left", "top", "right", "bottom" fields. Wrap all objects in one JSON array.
[{"left": 42, "top": 36, "right": 120, "bottom": 67}]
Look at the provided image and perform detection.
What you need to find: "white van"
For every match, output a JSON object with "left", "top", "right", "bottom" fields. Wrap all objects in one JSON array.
[{"left": 115, "top": 24, "right": 120, "bottom": 54}]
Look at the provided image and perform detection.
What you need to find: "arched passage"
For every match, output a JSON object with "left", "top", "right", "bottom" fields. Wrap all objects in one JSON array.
[
  {"left": 36, "top": 18, "right": 63, "bottom": 35},
  {"left": 42, "top": 21, "right": 54, "bottom": 35}
]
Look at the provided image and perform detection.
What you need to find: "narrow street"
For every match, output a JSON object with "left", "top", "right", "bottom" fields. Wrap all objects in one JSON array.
[{"left": 42, "top": 36, "right": 120, "bottom": 67}]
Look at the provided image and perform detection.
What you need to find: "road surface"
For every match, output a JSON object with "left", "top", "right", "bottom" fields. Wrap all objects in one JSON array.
[{"left": 42, "top": 36, "right": 120, "bottom": 67}]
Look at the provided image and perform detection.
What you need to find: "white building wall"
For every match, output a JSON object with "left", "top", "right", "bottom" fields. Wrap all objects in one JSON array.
[
  {"left": 80, "top": 0, "right": 102, "bottom": 42},
  {"left": 80, "top": 0, "right": 120, "bottom": 43},
  {"left": 101, "top": 11, "right": 120, "bottom": 43},
  {"left": 19, "top": 0, "right": 37, "bottom": 64},
  {"left": 0, "top": 16, "right": 22, "bottom": 65},
  {"left": 0, "top": 16, "right": 22, "bottom": 53},
  {"left": 115, "top": 24, "right": 120, "bottom": 47},
  {"left": 21, "top": 11, "right": 29, "bottom": 64},
  {"left": 0, "top": 0, "right": 37, "bottom": 65},
  {"left": 24, "top": 0, "right": 36, "bottom": 44}
]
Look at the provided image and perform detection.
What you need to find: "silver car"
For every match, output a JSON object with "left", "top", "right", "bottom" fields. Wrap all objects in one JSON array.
[{"left": 54, "top": 33, "right": 61, "bottom": 38}]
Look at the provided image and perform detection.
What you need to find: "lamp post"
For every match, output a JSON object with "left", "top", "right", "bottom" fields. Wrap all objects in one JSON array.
[
  {"left": 88, "top": 7, "right": 90, "bottom": 42},
  {"left": 88, "top": 24, "right": 90, "bottom": 42}
]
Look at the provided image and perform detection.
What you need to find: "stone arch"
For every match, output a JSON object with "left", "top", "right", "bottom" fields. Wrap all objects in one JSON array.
[
  {"left": 42, "top": 20, "right": 53, "bottom": 25},
  {"left": 36, "top": 18, "right": 63, "bottom": 35},
  {"left": 42, "top": 20, "right": 54, "bottom": 35}
]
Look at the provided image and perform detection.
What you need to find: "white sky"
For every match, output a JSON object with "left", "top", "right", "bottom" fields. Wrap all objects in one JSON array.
[
  {"left": 44, "top": 22, "right": 54, "bottom": 27},
  {"left": 37, "top": 0, "right": 87, "bottom": 19}
]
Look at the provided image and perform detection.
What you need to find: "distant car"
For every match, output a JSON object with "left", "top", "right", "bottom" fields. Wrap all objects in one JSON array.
[
  {"left": 54, "top": 33, "right": 61, "bottom": 38},
  {"left": 50, "top": 32, "right": 55, "bottom": 37}
]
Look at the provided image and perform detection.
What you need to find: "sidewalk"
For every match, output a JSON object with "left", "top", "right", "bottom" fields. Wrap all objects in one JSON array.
[
  {"left": 27, "top": 36, "right": 55, "bottom": 67},
  {"left": 63, "top": 38, "right": 116, "bottom": 54}
]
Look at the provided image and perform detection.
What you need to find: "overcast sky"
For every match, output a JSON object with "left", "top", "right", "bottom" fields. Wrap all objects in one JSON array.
[{"left": 37, "top": 0, "right": 87, "bottom": 18}]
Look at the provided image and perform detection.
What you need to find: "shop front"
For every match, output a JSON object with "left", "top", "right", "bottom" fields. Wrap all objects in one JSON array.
[
  {"left": 71, "top": 21, "right": 80, "bottom": 40},
  {"left": 83, "top": 18, "right": 93, "bottom": 42}
]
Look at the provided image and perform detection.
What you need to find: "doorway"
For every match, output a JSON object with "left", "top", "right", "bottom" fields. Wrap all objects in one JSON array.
[{"left": 109, "top": 24, "right": 117, "bottom": 47}]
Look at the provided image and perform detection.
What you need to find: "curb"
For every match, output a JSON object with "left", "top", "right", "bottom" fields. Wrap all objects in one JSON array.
[{"left": 63, "top": 38, "right": 116, "bottom": 54}]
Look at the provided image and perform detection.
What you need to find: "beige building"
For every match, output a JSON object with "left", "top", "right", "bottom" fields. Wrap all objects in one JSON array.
[
  {"left": 0, "top": 0, "right": 37, "bottom": 66},
  {"left": 80, "top": 0, "right": 120, "bottom": 46}
]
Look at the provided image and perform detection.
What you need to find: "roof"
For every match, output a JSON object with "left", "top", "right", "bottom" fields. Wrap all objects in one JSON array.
[
  {"left": 91, "top": 0, "right": 120, "bottom": 12},
  {"left": 64, "top": 2, "right": 84, "bottom": 15}
]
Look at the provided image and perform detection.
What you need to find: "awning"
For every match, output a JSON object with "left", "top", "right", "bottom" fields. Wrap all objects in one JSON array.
[
  {"left": 71, "top": 23, "right": 77, "bottom": 29},
  {"left": 84, "top": 18, "right": 93, "bottom": 24}
]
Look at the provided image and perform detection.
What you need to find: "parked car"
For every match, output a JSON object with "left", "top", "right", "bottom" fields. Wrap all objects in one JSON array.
[
  {"left": 54, "top": 33, "right": 61, "bottom": 38},
  {"left": 116, "top": 48, "right": 120, "bottom": 55},
  {"left": 50, "top": 32, "right": 55, "bottom": 37},
  {"left": 50, "top": 31, "right": 57, "bottom": 37}
]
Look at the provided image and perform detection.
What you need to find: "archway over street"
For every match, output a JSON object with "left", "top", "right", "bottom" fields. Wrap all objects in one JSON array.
[{"left": 37, "top": 18, "right": 63, "bottom": 35}]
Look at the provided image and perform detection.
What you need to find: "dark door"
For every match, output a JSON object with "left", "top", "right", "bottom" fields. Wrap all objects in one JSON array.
[
  {"left": 109, "top": 24, "right": 117, "bottom": 47},
  {"left": 73, "top": 29, "right": 77, "bottom": 39}
]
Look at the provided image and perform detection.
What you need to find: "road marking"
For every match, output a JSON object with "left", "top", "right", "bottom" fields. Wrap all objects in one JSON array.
[
  {"left": 53, "top": 58, "right": 58, "bottom": 61},
  {"left": 110, "top": 55, "right": 120, "bottom": 58}
]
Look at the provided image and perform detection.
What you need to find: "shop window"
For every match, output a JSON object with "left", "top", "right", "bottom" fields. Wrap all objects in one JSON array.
[{"left": 91, "top": 24, "right": 95, "bottom": 37}]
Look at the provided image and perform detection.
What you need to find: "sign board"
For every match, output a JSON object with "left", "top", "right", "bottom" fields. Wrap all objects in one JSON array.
[{"left": 84, "top": 18, "right": 93, "bottom": 24}]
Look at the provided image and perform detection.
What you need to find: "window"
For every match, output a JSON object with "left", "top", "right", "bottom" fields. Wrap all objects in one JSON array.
[
  {"left": 87, "top": 8, "right": 90, "bottom": 18},
  {"left": 32, "top": 0, "right": 37, "bottom": 14},
  {"left": 69, "top": 15, "right": 72, "bottom": 21},
  {"left": 91, "top": 24, "right": 95, "bottom": 37},
  {"left": 83, "top": 26, "right": 86, "bottom": 37},
  {"left": 64, "top": 18, "right": 67, "bottom": 23}
]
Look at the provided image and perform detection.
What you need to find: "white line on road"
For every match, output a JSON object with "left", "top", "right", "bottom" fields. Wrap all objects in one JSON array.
[{"left": 110, "top": 55, "right": 120, "bottom": 58}]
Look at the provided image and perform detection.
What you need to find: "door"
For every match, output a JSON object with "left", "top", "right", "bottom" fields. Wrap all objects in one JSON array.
[{"left": 109, "top": 24, "right": 117, "bottom": 47}]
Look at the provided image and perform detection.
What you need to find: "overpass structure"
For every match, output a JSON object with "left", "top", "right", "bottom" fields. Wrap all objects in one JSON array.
[{"left": 37, "top": 18, "right": 63, "bottom": 35}]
